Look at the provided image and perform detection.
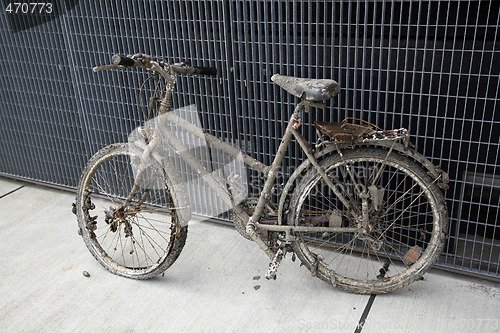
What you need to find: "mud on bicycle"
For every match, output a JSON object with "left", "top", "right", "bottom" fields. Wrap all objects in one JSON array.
[{"left": 73, "top": 53, "right": 449, "bottom": 294}]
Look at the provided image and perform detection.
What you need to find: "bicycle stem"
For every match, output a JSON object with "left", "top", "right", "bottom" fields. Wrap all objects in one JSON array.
[{"left": 150, "top": 62, "right": 177, "bottom": 115}]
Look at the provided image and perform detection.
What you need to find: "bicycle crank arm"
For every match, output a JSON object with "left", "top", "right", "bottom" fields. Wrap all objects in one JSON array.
[{"left": 266, "top": 248, "right": 285, "bottom": 280}]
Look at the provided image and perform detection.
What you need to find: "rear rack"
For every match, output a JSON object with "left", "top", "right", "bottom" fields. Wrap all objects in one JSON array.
[{"left": 314, "top": 120, "right": 409, "bottom": 147}]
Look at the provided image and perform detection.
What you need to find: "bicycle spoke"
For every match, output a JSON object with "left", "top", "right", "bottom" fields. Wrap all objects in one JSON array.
[
  {"left": 130, "top": 226, "right": 159, "bottom": 266},
  {"left": 118, "top": 160, "right": 132, "bottom": 199},
  {"left": 136, "top": 213, "right": 171, "bottom": 240}
]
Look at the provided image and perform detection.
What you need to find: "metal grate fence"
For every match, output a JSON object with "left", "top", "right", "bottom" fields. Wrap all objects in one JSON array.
[{"left": 0, "top": 0, "right": 499, "bottom": 280}]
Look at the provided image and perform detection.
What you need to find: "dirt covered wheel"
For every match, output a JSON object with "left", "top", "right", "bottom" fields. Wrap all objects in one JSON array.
[
  {"left": 76, "top": 143, "right": 187, "bottom": 279},
  {"left": 288, "top": 148, "right": 448, "bottom": 294}
]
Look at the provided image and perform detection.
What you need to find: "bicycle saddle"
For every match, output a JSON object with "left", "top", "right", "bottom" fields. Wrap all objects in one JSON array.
[{"left": 271, "top": 74, "right": 341, "bottom": 102}]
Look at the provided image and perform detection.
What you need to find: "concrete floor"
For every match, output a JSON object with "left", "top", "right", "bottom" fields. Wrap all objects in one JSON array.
[{"left": 0, "top": 176, "right": 499, "bottom": 333}]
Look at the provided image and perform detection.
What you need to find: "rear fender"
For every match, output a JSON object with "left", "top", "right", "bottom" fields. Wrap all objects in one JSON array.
[{"left": 277, "top": 141, "right": 449, "bottom": 226}]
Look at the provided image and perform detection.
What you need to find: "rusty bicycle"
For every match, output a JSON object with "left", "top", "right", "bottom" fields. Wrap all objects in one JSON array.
[{"left": 74, "top": 53, "right": 449, "bottom": 294}]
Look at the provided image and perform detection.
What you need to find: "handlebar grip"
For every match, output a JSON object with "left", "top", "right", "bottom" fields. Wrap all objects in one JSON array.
[
  {"left": 111, "top": 54, "right": 136, "bottom": 67},
  {"left": 192, "top": 66, "right": 217, "bottom": 76}
]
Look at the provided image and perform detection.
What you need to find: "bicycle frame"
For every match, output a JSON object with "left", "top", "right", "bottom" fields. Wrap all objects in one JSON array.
[
  {"left": 117, "top": 60, "right": 366, "bottom": 260},
  {"left": 84, "top": 54, "right": 450, "bottom": 289},
  {"left": 134, "top": 98, "right": 363, "bottom": 244},
  {"left": 96, "top": 58, "right": 447, "bottom": 243}
]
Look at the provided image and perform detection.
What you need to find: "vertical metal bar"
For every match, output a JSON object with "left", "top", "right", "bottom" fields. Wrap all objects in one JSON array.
[
  {"left": 467, "top": 1, "right": 490, "bottom": 272},
  {"left": 346, "top": 1, "right": 352, "bottom": 115},
  {"left": 383, "top": 0, "right": 394, "bottom": 130},
  {"left": 368, "top": 0, "right": 376, "bottom": 121},
  {"left": 482, "top": 4, "right": 500, "bottom": 274},
  {"left": 412, "top": 0, "right": 425, "bottom": 148},
  {"left": 455, "top": 1, "right": 472, "bottom": 270}
]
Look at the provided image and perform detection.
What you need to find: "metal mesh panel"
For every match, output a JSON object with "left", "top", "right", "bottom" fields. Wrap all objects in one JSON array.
[
  {"left": 227, "top": 0, "right": 500, "bottom": 280},
  {"left": 0, "top": 0, "right": 498, "bottom": 280}
]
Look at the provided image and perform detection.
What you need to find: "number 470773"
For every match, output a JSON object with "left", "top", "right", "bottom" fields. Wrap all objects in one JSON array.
[{"left": 5, "top": 2, "right": 53, "bottom": 14}]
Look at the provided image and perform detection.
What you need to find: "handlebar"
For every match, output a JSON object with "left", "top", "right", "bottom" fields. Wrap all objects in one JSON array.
[
  {"left": 187, "top": 65, "right": 218, "bottom": 76},
  {"left": 92, "top": 53, "right": 217, "bottom": 77},
  {"left": 112, "top": 54, "right": 137, "bottom": 67}
]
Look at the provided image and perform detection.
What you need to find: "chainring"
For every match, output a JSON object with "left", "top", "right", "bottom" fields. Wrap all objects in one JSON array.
[{"left": 232, "top": 197, "right": 276, "bottom": 241}]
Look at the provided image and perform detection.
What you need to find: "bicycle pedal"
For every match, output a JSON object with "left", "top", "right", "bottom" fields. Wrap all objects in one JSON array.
[
  {"left": 265, "top": 263, "right": 278, "bottom": 280},
  {"left": 265, "top": 248, "right": 285, "bottom": 280}
]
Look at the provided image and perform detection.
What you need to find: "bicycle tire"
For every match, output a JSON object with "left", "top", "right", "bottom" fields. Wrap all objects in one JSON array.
[
  {"left": 288, "top": 147, "right": 448, "bottom": 294},
  {"left": 75, "top": 143, "right": 188, "bottom": 279}
]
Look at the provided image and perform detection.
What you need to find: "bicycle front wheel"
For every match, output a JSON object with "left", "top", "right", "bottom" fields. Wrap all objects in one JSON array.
[
  {"left": 288, "top": 148, "right": 448, "bottom": 294},
  {"left": 75, "top": 143, "right": 188, "bottom": 279}
]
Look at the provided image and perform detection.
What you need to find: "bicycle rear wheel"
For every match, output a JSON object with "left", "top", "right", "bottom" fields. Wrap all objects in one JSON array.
[
  {"left": 75, "top": 143, "right": 188, "bottom": 279},
  {"left": 288, "top": 148, "right": 448, "bottom": 294}
]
